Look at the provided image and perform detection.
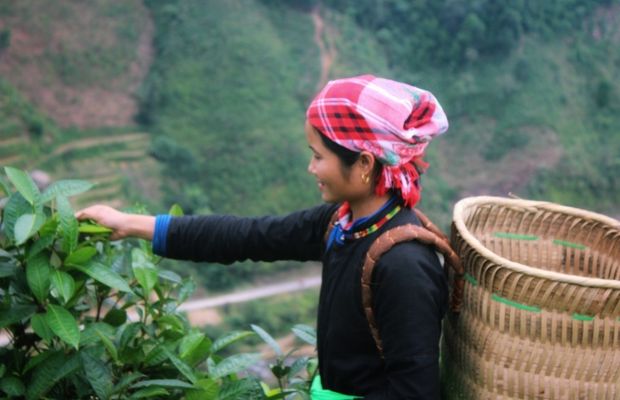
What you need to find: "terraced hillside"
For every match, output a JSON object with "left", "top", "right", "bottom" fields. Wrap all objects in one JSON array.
[
  {"left": 0, "top": 0, "right": 152, "bottom": 129},
  {"left": 0, "top": 0, "right": 159, "bottom": 209},
  {"left": 34, "top": 132, "right": 160, "bottom": 209}
]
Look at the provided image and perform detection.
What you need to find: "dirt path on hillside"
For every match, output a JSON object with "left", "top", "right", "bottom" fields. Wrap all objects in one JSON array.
[
  {"left": 180, "top": 275, "right": 321, "bottom": 326},
  {"left": 311, "top": 7, "right": 337, "bottom": 90}
]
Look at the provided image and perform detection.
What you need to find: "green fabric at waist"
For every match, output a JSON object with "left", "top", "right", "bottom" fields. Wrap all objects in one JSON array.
[{"left": 310, "top": 375, "right": 361, "bottom": 399}]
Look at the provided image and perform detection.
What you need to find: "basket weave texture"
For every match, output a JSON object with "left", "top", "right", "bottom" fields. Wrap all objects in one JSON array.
[{"left": 442, "top": 196, "right": 620, "bottom": 400}]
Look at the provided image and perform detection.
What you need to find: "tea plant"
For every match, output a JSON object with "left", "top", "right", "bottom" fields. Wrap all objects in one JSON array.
[{"left": 0, "top": 167, "right": 315, "bottom": 399}]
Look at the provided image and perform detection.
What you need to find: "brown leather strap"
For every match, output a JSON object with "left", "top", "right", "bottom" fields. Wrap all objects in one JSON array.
[
  {"left": 361, "top": 210, "right": 464, "bottom": 358},
  {"left": 324, "top": 208, "right": 464, "bottom": 358},
  {"left": 413, "top": 209, "right": 464, "bottom": 311}
]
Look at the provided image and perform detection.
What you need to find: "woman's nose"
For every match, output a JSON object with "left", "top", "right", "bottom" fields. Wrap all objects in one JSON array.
[{"left": 307, "top": 158, "right": 315, "bottom": 175}]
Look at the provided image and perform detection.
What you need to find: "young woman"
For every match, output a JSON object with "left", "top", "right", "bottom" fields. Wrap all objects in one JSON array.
[{"left": 77, "top": 75, "right": 450, "bottom": 399}]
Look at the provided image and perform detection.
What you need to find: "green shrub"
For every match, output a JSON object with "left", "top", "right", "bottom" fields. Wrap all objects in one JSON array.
[{"left": 0, "top": 167, "right": 315, "bottom": 399}]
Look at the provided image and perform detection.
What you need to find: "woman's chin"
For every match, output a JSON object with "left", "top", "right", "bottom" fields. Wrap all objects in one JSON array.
[{"left": 320, "top": 192, "right": 340, "bottom": 204}]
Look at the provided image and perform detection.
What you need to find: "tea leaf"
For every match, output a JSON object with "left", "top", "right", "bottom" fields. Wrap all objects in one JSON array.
[
  {"left": 41, "top": 179, "right": 93, "bottom": 203},
  {"left": 0, "top": 304, "right": 36, "bottom": 330},
  {"left": 23, "top": 349, "right": 57, "bottom": 374},
  {"left": 15, "top": 213, "right": 46, "bottom": 245},
  {"left": 65, "top": 246, "right": 97, "bottom": 266},
  {"left": 78, "top": 222, "right": 113, "bottom": 234},
  {"left": 168, "top": 203, "right": 184, "bottom": 216},
  {"left": 129, "top": 387, "right": 170, "bottom": 398},
  {"left": 81, "top": 351, "right": 113, "bottom": 400},
  {"left": 178, "top": 278, "right": 196, "bottom": 304},
  {"left": 179, "top": 332, "right": 212, "bottom": 366},
  {"left": 45, "top": 304, "right": 80, "bottom": 349},
  {"left": 4, "top": 166, "right": 40, "bottom": 206},
  {"left": 2, "top": 192, "right": 31, "bottom": 241},
  {"left": 26, "top": 352, "right": 80, "bottom": 400},
  {"left": 50, "top": 270, "right": 75, "bottom": 304},
  {"left": 251, "top": 324, "right": 282, "bottom": 357},
  {"left": 72, "top": 261, "right": 133, "bottom": 293},
  {"left": 31, "top": 313, "right": 54, "bottom": 341},
  {"left": 217, "top": 378, "right": 263, "bottom": 400},
  {"left": 120, "top": 322, "right": 142, "bottom": 349},
  {"left": 158, "top": 270, "right": 182, "bottom": 284},
  {"left": 27, "top": 234, "right": 54, "bottom": 259},
  {"left": 132, "top": 249, "right": 158, "bottom": 293},
  {"left": 287, "top": 356, "right": 310, "bottom": 379},
  {"left": 185, "top": 378, "right": 219, "bottom": 400},
  {"left": 130, "top": 379, "right": 194, "bottom": 390},
  {"left": 209, "top": 353, "right": 261, "bottom": 379},
  {"left": 144, "top": 345, "right": 168, "bottom": 367},
  {"left": 292, "top": 324, "right": 316, "bottom": 346},
  {"left": 79, "top": 322, "right": 115, "bottom": 347},
  {"left": 211, "top": 330, "right": 255, "bottom": 354},
  {"left": 57, "top": 195, "right": 78, "bottom": 254},
  {"left": 112, "top": 372, "right": 145, "bottom": 394},
  {"left": 162, "top": 347, "right": 198, "bottom": 384},
  {"left": 0, "top": 376, "right": 25, "bottom": 396},
  {"left": 95, "top": 329, "right": 119, "bottom": 362},
  {"left": 26, "top": 253, "right": 51, "bottom": 303},
  {"left": 156, "top": 314, "right": 184, "bottom": 332}
]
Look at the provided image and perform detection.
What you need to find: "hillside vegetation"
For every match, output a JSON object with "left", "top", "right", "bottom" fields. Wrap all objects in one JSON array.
[
  {"left": 0, "top": 0, "right": 619, "bottom": 291},
  {"left": 0, "top": 0, "right": 160, "bottom": 209},
  {"left": 138, "top": 0, "right": 620, "bottom": 223}
]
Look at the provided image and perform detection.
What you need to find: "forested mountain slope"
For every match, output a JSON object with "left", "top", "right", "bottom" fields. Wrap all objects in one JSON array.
[
  {"left": 139, "top": 0, "right": 620, "bottom": 225},
  {"left": 1, "top": 0, "right": 618, "bottom": 289}
]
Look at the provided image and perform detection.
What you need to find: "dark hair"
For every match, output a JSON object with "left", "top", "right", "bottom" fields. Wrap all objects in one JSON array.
[
  {"left": 318, "top": 131, "right": 360, "bottom": 167},
  {"left": 318, "top": 130, "right": 383, "bottom": 181}
]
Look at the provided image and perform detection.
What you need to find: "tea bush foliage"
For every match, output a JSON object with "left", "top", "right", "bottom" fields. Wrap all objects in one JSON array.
[{"left": 0, "top": 167, "right": 316, "bottom": 399}]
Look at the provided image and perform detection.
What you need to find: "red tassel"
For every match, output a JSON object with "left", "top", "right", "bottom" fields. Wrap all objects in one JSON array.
[{"left": 375, "top": 157, "right": 428, "bottom": 208}]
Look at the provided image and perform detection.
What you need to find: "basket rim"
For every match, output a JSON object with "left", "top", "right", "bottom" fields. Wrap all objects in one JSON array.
[{"left": 453, "top": 196, "right": 620, "bottom": 289}]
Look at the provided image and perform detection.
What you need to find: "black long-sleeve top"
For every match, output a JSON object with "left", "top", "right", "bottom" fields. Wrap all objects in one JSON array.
[{"left": 161, "top": 202, "right": 448, "bottom": 399}]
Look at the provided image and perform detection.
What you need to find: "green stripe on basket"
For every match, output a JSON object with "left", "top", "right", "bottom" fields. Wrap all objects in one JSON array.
[
  {"left": 553, "top": 239, "right": 587, "bottom": 250},
  {"left": 464, "top": 273, "right": 478, "bottom": 286},
  {"left": 494, "top": 232, "right": 539, "bottom": 241},
  {"left": 491, "top": 294, "right": 541, "bottom": 313},
  {"left": 572, "top": 313, "right": 594, "bottom": 321}
]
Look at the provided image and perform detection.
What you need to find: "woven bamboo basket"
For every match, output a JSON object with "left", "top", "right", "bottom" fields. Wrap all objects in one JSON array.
[{"left": 442, "top": 196, "right": 620, "bottom": 400}]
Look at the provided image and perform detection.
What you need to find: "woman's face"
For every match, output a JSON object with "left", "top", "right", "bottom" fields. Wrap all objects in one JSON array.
[{"left": 305, "top": 120, "right": 369, "bottom": 203}]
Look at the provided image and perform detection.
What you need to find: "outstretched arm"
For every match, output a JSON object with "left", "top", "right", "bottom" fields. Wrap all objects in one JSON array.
[
  {"left": 163, "top": 203, "right": 337, "bottom": 263},
  {"left": 76, "top": 203, "right": 338, "bottom": 264}
]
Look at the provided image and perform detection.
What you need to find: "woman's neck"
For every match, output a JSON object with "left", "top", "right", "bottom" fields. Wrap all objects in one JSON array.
[{"left": 348, "top": 192, "right": 393, "bottom": 221}]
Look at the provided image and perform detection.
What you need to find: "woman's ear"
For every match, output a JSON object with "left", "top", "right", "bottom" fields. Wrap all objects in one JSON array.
[{"left": 357, "top": 151, "right": 376, "bottom": 174}]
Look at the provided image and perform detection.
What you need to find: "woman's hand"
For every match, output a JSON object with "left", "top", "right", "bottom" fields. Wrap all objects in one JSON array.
[{"left": 75, "top": 205, "right": 156, "bottom": 241}]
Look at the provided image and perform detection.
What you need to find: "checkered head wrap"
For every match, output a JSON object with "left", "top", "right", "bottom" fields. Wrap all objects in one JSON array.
[{"left": 306, "top": 74, "right": 449, "bottom": 207}]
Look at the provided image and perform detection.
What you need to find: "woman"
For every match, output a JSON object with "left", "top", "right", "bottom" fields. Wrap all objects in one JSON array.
[{"left": 77, "top": 75, "right": 450, "bottom": 399}]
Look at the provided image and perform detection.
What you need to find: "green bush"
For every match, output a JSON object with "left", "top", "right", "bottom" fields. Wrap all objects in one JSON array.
[{"left": 0, "top": 167, "right": 315, "bottom": 399}]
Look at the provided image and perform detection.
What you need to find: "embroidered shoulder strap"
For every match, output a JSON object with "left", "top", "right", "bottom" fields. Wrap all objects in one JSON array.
[{"left": 324, "top": 208, "right": 464, "bottom": 358}]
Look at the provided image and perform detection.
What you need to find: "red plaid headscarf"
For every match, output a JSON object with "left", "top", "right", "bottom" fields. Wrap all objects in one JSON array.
[{"left": 306, "top": 74, "right": 449, "bottom": 207}]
